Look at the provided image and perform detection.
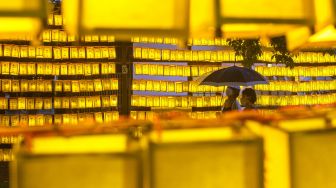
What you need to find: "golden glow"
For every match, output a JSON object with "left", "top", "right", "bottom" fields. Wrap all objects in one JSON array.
[
  {"left": 32, "top": 134, "right": 127, "bottom": 154},
  {"left": 285, "top": 26, "right": 311, "bottom": 51},
  {"left": 263, "top": 126, "right": 290, "bottom": 188},
  {"left": 0, "top": 111, "right": 118, "bottom": 126},
  {"left": 0, "top": 95, "right": 117, "bottom": 112},
  {"left": 131, "top": 95, "right": 225, "bottom": 108},
  {"left": 63, "top": 0, "right": 189, "bottom": 38},
  {"left": 0, "top": 18, "right": 40, "bottom": 34},
  {"left": 218, "top": 0, "right": 313, "bottom": 40},
  {"left": 132, "top": 80, "right": 226, "bottom": 93},
  {"left": 278, "top": 118, "right": 326, "bottom": 132},
  {"left": 132, "top": 37, "right": 179, "bottom": 44},
  {"left": 0, "top": 45, "right": 116, "bottom": 60},
  {"left": 0, "top": 62, "right": 116, "bottom": 76},
  {"left": 246, "top": 121, "right": 291, "bottom": 188},
  {"left": 0, "top": 148, "right": 13, "bottom": 161},
  {"left": 254, "top": 80, "right": 336, "bottom": 92},
  {"left": 0, "top": 0, "right": 43, "bottom": 40},
  {"left": 131, "top": 94, "right": 335, "bottom": 108},
  {"left": 150, "top": 127, "right": 233, "bottom": 143},
  {"left": 135, "top": 64, "right": 336, "bottom": 78},
  {"left": 313, "top": 0, "right": 335, "bottom": 32},
  {"left": 303, "top": 0, "right": 336, "bottom": 47},
  {"left": 189, "top": 0, "right": 215, "bottom": 38},
  {"left": 309, "top": 25, "right": 336, "bottom": 44},
  {"left": 220, "top": 0, "right": 310, "bottom": 19},
  {"left": 255, "top": 66, "right": 336, "bottom": 77},
  {"left": 221, "top": 24, "right": 299, "bottom": 38},
  {"left": 83, "top": 0, "right": 175, "bottom": 29},
  {"left": 62, "top": 0, "right": 79, "bottom": 34},
  {"left": 133, "top": 47, "right": 336, "bottom": 64},
  {"left": 0, "top": 0, "right": 40, "bottom": 10},
  {"left": 256, "top": 94, "right": 336, "bottom": 106}
]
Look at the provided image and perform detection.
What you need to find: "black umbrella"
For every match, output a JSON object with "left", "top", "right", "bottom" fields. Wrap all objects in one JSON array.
[{"left": 197, "top": 66, "right": 269, "bottom": 87}]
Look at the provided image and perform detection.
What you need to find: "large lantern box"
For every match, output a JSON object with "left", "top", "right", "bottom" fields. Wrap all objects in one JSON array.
[
  {"left": 247, "top": 117, "right": 336, "bottom": 188},
  {"left": 11, "top": 132, "right": 143, "bottom": 188},
  {"left": 148, "top": 124, "right": 264, "bottom": 188}
]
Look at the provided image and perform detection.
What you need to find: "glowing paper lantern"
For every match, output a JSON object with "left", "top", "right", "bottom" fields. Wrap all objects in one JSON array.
[
  {"left": 62, "top": 0, "right": 189, "bottom": 39},
  {"left": 248, "top": 119, "right": 336, "bottom": 188},
  {"left": 149, "top": 126, "right": 263, "bottom": 188},
  {"left": 217, "top": 0, "right": 313, "bottom": 36},
  {"left": 0, "top": 0, "right": 46, "bottom": 40},
  {"left": 13, "top": 133, "right": 142, "bottom": 188}
]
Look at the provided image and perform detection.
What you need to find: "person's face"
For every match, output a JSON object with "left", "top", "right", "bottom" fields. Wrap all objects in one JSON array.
[
  {"left": 240, "top": 95, "right": 249, "bottom": 107},
  {"left": 225, "top": 87, "right": 233, "bottom": 96},
  {"left": 226, "top": 87, "right": 238, "bottom": 97}
]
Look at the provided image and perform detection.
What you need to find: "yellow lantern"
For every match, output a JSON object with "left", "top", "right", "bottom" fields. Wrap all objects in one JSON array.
[
  {"left": 170, "top": 65, "right": 177, "bottom": 76},
  {"left": 130, "top": 111, "right": 137, "bottom": 120},
  {"left": 176, "top": 66, "right": 183, "bottom": 76},
  {"left": 176, "top": 50, "right": 185, "bottom": 61},
  {"left": 160, "top": 81, "right": 167, "bottom": 92},
  {"left": 170, "top": 50, "right": 177, "bottom": 61},
  {"left": 136, "top": 111, "right": 145, "bottom": 120},
  {"left": 0, "top": 0, "right": 46, "bottom": 41},
  {"left": 204, "top": 97, "right": 211, "bottom": 107},
  {"left": 157, "top": 64, "right": 164, "bottom": 75},
  {"left": 185, "top": 51, "right": 192, "bottom": 61},
  {"left": 167, "top": 82, "right": 175, "bottom": 92},
  {"left": 162, "top": 49, "right": 170, "bottom": 61},
  {"left": 209, "top": 0, "right": 314, "bottom": 50},
  {"left": 190, "top": 97, "right": 197, "bottom": 107},
  {"left": 168, "top": 97, "right": 175, "bottom": 108},
  {"left": 134, "top": 63, "right": 143, "bottom": 75},
  {"left": 107, "top": 63, "right": 115, "bottom": 74},
  {"left": 132, "top": 80, "right": 139, "bottom": 91},
  {"left": 153, "top": 96, "right": 160, "bottom": 107},
  {"left": 183, "top": 66, "right": 191, "bottom": 77},
  {"left": 139, "top": 80, "right": 146, "bottom": 91},
  {"left": 182, "top": 97, "right": 188, "bottom": 108},
  {"left": 160, "top": 96, "right": 168, "bottom": 107},
  {"left": 198, "top": 66, "right": 207, "bottom": 76},
  {"left": 182, "top": 82, "right": 189, "bottom": 92},
  {"left": 191, "top": 66, "right": 199, "bottom": 76},
  {"left": 189, "top": 82, "right": 196, "bottom": 93},
  {"left": 204, "top": 51, "right": 211, "bottom": 62},
  {"left": 62, "top": 0, "right": 189, "bottom": 39},
  {"left": 164, "top": 65, "right": 170, "bottom": 76},
  {"left": 149, "top": 64, "right": 158, "bottom": 75},
  {"left": 175, "top": 97, "right": 182, "bottom": 107},
  {"left": 153, "top": 80, "right": 161, "bottom": 92},
  {"left": 154, "top": 49, "right": 162, "bottom": 60},
  {"left": 142, "top": 64, "right": 149, "bottom": 75},
  {"left": 109, "top": 95, "right": 117, "bottom": 107},
  {"left": 147, "top": 96, "right": 154, "bottom": 107},
  {"left": 176, "top": 82, "right": 183, "bottom": 93},
  {"left": 139, "top": 96, "right": 146, "bottom": 107},
  {"left": 210, "top": 51, "right": 218, "bottom": 62},
  {"left": 146, "top": 80, "right": 153, "bottom": 91}
]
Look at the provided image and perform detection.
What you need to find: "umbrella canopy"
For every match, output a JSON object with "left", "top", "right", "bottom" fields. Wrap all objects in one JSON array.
[{"left": 197, "top": 66, "right": 269, "bottom": 87}]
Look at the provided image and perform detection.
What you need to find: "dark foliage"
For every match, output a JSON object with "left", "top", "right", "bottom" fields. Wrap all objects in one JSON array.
[
  {"left": 270, "top": 36, "right": 294, "bottom": 68},
  {"left": 226, "top": 39, "right": 262, "bottom": 69}
]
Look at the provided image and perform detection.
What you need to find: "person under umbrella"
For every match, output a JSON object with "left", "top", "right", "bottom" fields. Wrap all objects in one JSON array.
[
  {"left": 196, "top": 66, "right": 269, "bottom": 111},
  {"left": 240, "top": 88, "right": 257, "bottom": 110},
  {"left": 222, "top": 86, "right": 241, "bottom": 112}
]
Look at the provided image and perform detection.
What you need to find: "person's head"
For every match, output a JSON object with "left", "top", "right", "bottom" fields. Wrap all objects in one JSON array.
[
  {"left": 241, "top": 88, "right": 257, "bottom": 107},
  {"left": 225, "top": 86, "right": 240, "bottom": 99}
]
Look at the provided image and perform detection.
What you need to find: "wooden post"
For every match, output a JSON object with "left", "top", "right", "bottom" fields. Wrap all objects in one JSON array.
[{"left": 115, "top": 42, "right": 133, "bottom": 117}]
